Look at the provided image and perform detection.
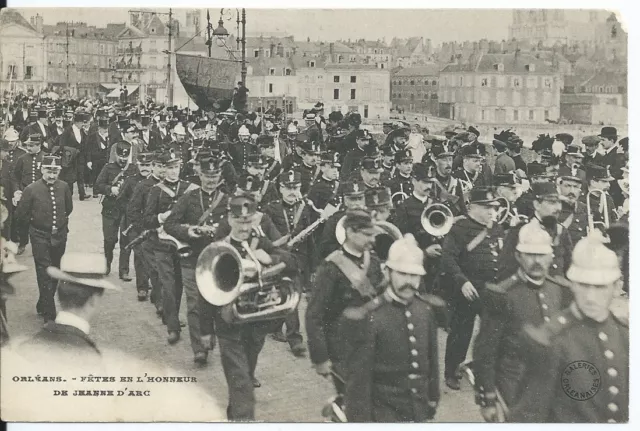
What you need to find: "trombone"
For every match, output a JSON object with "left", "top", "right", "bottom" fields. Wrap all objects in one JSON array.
[{"left": 391, "top": 183, "right": 409, "bottom": 205}]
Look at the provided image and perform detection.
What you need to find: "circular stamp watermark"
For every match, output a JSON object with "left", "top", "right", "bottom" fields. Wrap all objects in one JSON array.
[{"left": 561, "top": 361, "right": 601, "bottom": 401}]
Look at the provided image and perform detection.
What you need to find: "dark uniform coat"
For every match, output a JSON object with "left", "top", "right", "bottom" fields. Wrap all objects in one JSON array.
[
  {"left": 227, "top": 141, "right": 256, "bottom": 172},
  {"left": 281, "top": 151, "right": 303, "bottom": 172},
  {"left": 386, "top": 171, "right": 414, "bottom": 201},
  {"left": 558, "top": 201, "right": 589, "bottom": 247},
  {"left": 295, "top": 162, "right": 321, "bottom": 196},
  {"left": 510, "top": 305, "right": 628, "bottom": 423},
  {"left": 94, "top": 162, "right": 135, "bottom": 218},
  {"left": 340, "top": 147, "right": 368, "bottom": 181},
  {"left": 345, "top": 293, "right": 441, "bottom": 422},
  {"left": 263, "top": 156, "right": 281, "bottom": 181},
  {"left": 12, "top": 151, "right": 44, "bottom": 192},
  {"left": 474, "top": 272, "right": 572, "bottom": 407},
  {"left": 317, "top": 210, "right": 346, "bottom": 261},
  {"left": 126, "top": 175, "right": 161, "bottom": 234},
  {"left": 307, "top": 175, "right": 340, "bottom": 214},
  {"left": 306, "top": 249, "right": 385, "bottom": 371}
]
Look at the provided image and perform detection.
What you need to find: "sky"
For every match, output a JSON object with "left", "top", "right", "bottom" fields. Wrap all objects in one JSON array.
[{"left": 13, "top": 8, "right": 517, "bottom": 45}]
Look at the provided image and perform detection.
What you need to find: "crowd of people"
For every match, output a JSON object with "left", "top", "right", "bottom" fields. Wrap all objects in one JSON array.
[{"left": 0, "top": 92, "right": 629, "bottom": 422}]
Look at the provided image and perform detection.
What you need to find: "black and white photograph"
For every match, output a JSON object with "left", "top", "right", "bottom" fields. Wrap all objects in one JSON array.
[{"left": 0, "top": 3, "right": 630, "bottom": 424}]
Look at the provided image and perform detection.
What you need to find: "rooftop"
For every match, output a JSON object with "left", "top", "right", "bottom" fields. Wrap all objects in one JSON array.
[
  {"left": 441, "top": 52, "right": 556, "bottom": 74},
  {"left": 394, "top": 64, "right": 442, "bottom": 77},
  {"left": 0, "top": 8, "right": 36, "bottom": 32}
]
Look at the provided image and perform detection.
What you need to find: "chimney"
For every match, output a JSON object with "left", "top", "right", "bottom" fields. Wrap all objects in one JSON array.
[
  {"left": 329, "top": 42, "right": 335, "bottom": 62},
  {"left": 30, "top": 14, "right": 44, "bottom": 33}
]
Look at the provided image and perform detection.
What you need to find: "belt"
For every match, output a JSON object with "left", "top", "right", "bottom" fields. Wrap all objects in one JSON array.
[
  {"left": 31, "top": 225, "right": 67, "bottom": 236},
  {"left": 374, "top": 372, "right": 426, "bottom": 387}
]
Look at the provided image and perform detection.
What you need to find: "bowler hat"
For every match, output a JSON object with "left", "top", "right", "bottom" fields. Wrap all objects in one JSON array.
[
  {"left": 555, "top": 133, "right": 574, "bottom": 145},
  {"left": 598, "top": 126, "right": 618, "bottom": 139}
]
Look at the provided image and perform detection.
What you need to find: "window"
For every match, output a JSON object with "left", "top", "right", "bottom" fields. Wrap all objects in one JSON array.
[
  {"left": 513, "top": 109, "right": 519, "bottom": 121},
  {"left": 497, "top": 76, "right": 505, "bottom": 88},
  {"left": 350, "top": 75, "right": 356, "bottom": 83},
  {"left": 496, "top": 90, "right": 505, "bottom": 105},
  {"left": 425, "top": 80, "right": 430, "bottom": 86},
  {"left": 513, "top": 91, "right": 521, "bottom": 106},
  {"left": 527, "top": 91, "right": 536, "bottom": 106},
  {"left": 149, "top": 40, "right": 156, "bottom": 52},
  {"left": 364, "top": 105, "right": 369, "bottom": 119},
  {"left": 432, "top": 80, "right": 437, "bottom": 86},
  {"left": 513, "top": 77, "right": 521, "bottom": 88},
  {"left": 334, "top": 89, "right": 340, "bottom": 99},
  {"left": 317, "top": 88, "right": 323, "bottom": 99},
  {"left": 284, "top": 68, "right": 291, "bottom": 76},
  {"left": 481, "top": 78, "right": 488, "bottom": 87},
  {"left": 544, "top": 77, "right": 552, "bottom": 89},
  {"left": 334, "top": 75, "right": 340, "bottom": 83},
  {"left": 363, "top": 88, "right": 370, "bottom": 100},
  {"left": 480, "top": 90, "right": 489, "bottom": 106},
  {"left": 309, "top": 61, "right": 315, "bottom": 68},
  {"left": 459, "top": 76, "right": 464, "bottom": 86},
  {"left": 254, "top": 49, "right": 259, "bottom": 58},
  {"left": 264, "top": 49, "right": 270, "bottom": 57},
  {"left": 268, "top": 83, "right": 273, "bottom": 93},
  {"left": 25, "top": 66, "right": 33, "bottom": 79},
  {"left": 304, "top": 88, "right": 310, "bottom": 99},
  {"left": 525, "top": 64, "right": 536, "bottom": 72},
  {"left": 543, "top": 92, "right": 552, "bottom": 106},
  {"left": 481, "top": 109, "right": 486, "bottom": 121},
  {"left": 269, "top": 68, "right": 275, "bottom": 76},
  {"left": 529, "top": 110, "right": 535, "bottom": 120},
  {"left": 410, "top": 80, "right": 415, "bottom": 85},
  {"left": 544, "top": 110, "right": 549, "bottom": 119}
]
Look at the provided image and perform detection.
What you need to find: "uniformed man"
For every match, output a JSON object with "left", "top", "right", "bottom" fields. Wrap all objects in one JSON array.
[
  {"left": 15, "top": 156, "right": 73, "bottom": 322},
  {"left": 493, "top": 173, "right": 526, "bottom": 229},
  {"left": 256, "top": 135, "right": 281, "bottom": 181},
  {"left": 386, "top": 149, "right": 413, "bottom": 204},
  {"left": 126, "top": 151, "right": 166, "bottom": 310},
  {"left": 428, "top": 143, "right": 465, "bottom": 215},
  {"left": 344, "top": 234, "right": 443, "bottom": 422},
  {"left": 510, "top": 235, "right": 628, "bottom": 423},
  {"left": 341, "top": 129, "right": 377, "bottom": 180},
  {"left": 557, "top": 172, "right": 589, "bottom": 246},
  {"left": 2, "top": 129, "right": 26, "bottom": 243},
  {"left": 17, "top": 252, "right": 120, "bottom": 369},
  {"left": 294, "top": 140, "right": 323, "bottom": 195},
  {"left": 306, "top": 209, "right": 386, "bottom": 403},
  {"left": 453, "top": 145, "right": 490, "bottom": 195},
  {"left": 498, "top": 182, "right": 573, "bottom": 281},
  {"left": 440, "top": 187, "right": 505, "bottom": 390},
  {"left": 582, "top": 164, "right": 617, "bottom": 231},
  {"left": 117, "top": 152, "right": 154, "bottom": 299},
  {"left": 557, "top": 144, "right": 586, "bottom": 187},
  {"left": 262, "top": 170, "right": 312, "bottom": 357},
  {"left": 94, "top": 141, "right": 136, "bottom": 278},
  {"left": 227, "top": 125, "right": 254, "bottom": 172},
  {"left": 164, "top": 157, "right": 229, "bottom": 364},
  {"left": 281, "top": 123, "right": 303, "bottom": 171},
  {"left": 379, "top": 144, "right": 395, "bottom": 184},
  {"left": 203, "top": 194, "right": 298, "bottom": 420},
  {"left": 244, "top": 154, "right": 280, "bottom": 206},
  {"left": 473, "top": 223, "right": 572, "bottom": 420},
  {"left": 307, "top": 152, "right": 341, "bottom": 216},
  {"left": 143, "top": 150, "right": 199, "bottom": 344}
]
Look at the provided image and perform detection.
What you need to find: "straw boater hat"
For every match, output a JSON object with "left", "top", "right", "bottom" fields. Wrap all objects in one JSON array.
[{"left": 47, "top": 252, "right": 121, "bottom": 290}]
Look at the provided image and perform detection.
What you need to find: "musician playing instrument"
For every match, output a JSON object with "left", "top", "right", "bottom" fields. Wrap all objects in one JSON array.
[
  {"left": 493, "top": 173, "right": 526, "bottom": 230},
  {"left": 294, "top": 139, "right": 323, "bottom": 196},
  {"left": 204, "top": 195, "right": 298, "bottom": 420},
  {"left": 307, "top": 151, "right": 341, "bottom": 217},
  {"left": 263, "top": 170, "right": 312, "bottom": 357},
  {"left": 386, "top": 149, "right": 414, "bottom": 202},
  {"left": 163, "top": 157, "right": 229, "bottom": 365},
  {"left": 93, "top": 141, "right": 136, "bottom": 277},
  {"left": 243, "top": 154, "right": 280, "bottom": 206},
  {"left": 126, "top": 151, "right": 166, "bottom": 311},
  {"left": 142, "top": 149, "right": 199, "bottom": 345},
  {"left": 344, "top": 234, "right": 443, "bottom": 422},
  {"left": 428, "top": 143, "right": 466, "bottom": 215},
  {"left": 498, "top": 182, "right": 573, "bottom": 281},
  {"left": 581, "top": 164, "right": 617, "bottom": 233},
  {"left": 306, "top": 210, "right": 386, "bottom": 406},
  {"left": 473, "top": 223, "right": 572, "bottom": 422},
  {"left": 116, "top": 152, "right": 154, "bottom": 299},
  {"left": 452, "top": 144, "right": 490, "bottom": 193},
  {"left": 256, "top": 135, "right": 282, "bottom": 181}
]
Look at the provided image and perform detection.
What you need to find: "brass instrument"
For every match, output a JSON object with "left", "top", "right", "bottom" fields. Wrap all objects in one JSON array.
[
  {"left": 421, "top": 203, "right": 454, "bottom": 238},
  {"left": 493, "top": 197, "right": 512, "bottom": 225},
  {"left": 157, "top": 226, "right": 192, "bottom": 258},
  {"left": 195, "top": 241, "right": 300, "bottom": 324},
  {"left": 459, "top": 361, "right": 509, "bottom": 422},
  {"left": 335, "top": 217, "right": 402, "bottom": 259},
  {"left": 287, "top": 204, "right": 339, "bottom": 249},
  {"left": 586, "top": 189, "right": 610, "bottom": 238},
  {"left": 391, "top": 183, "right": 409, "bottom": 206}
]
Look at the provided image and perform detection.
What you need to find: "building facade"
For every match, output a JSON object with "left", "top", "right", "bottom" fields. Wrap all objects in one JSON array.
[
  {"left": 0, "top": 9, "right": 46, "bottom": 95},
  {"left": 346, "top": 39, "right": 392, "bottom": 69},
  {"left": 560, "top": 70, "right": 627, "bottom": 124},
  {"left": 391, "top": 65, "right": 441, "bottom": 115},
  {"left": 439, "top": 52, "right": 563, "bottom": 124}
]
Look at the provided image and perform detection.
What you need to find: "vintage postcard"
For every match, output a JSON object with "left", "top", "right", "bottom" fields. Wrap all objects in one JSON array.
[{"left": 0, "top": 5, "right": 629, "bottom": 424}]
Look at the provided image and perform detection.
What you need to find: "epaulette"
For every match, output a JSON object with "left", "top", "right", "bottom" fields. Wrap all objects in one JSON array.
[
  {"left": 486, "top": 273, "right": 520, "bottom": 295},
  {"left": 545, "top": 274, "right": 572, "bottom": 289},
  {"left": 523, "top": 307, "right": 579, "bottom": 348}
]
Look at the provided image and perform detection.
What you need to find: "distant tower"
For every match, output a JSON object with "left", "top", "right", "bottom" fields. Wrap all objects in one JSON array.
[{"left": 185, "top": 9, "right": 201, "bottom": 37}]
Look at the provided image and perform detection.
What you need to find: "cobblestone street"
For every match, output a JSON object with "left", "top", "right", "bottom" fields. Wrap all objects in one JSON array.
[{"left": 6, "top": 196, "right": 481, "bottom": 422}]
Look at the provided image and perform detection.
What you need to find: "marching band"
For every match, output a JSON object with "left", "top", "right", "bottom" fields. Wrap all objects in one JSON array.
[{"left": 0, "top": 94, "right": 629, "bottom": 423}]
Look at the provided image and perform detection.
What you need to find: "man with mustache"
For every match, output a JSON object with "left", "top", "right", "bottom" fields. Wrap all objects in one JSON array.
[
  {"left": 386, "top": 149, "right": 414, "bottom": 202},
  {"left": 498, "top": 182, "right": 573, "bottom": 281},
  {"left": 343, "top": 234, "right": 445, "bottom": 422},
  {"left": 557, "top": 172, "right": 589, "bottom": 246},
  {"left": 473, "top": 223, "right": 573, "bottom": 421},
  {"left": 510, "top": 235, "right": 628, "bottom": 423},
  {"left": 359, "top": 156, "right": 384, "bottom": 191}
]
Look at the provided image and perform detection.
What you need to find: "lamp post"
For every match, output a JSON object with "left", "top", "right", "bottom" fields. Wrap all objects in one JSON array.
[{"left": 207, "top": 8, "right": 247, "bottom": 86}]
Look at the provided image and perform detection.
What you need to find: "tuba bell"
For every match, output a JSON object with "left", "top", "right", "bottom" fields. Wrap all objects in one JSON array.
[
  {"left": 195, "top": 241, "right": 300, "bottom": 324},
  {"left": 421, "top": 203, "right": 454, "bottom": 238}
]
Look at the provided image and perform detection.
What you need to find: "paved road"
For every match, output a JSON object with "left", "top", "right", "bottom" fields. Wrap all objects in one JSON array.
[{"left": 5, "top": 195, "right": 481, "bottom": 422}]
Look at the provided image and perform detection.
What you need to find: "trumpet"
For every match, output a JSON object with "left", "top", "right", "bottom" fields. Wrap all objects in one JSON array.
[
  {"left": 195, "top": 241, "right": 300, "bottom": 324},
  {"left": 586, "top": 189, "right": 610, "bottom": 237},
  {"left": 421, "top": 203, "right": 454, "bottom": 238}
]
